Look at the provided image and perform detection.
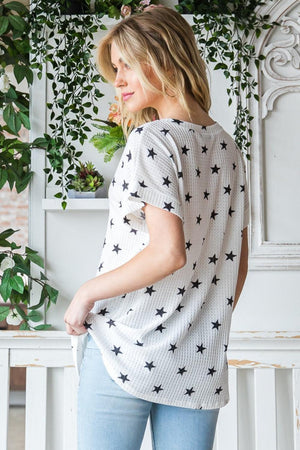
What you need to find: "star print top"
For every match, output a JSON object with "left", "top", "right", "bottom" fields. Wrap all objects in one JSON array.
[{"left": 86, "top": 118, "right": 249, "bottom": 410}]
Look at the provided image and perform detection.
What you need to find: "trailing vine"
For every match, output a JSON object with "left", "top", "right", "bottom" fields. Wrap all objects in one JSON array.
[{"left": 177, "top": 0, "right": 276, "bottom": 158}]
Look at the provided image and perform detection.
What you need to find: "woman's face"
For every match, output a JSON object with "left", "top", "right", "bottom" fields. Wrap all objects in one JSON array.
[{"left": 110, "top": 41, "right": 162, "bottom": 113}]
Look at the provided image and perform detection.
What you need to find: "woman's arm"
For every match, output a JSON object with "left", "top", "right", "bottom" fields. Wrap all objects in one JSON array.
[
  {"left": 233, "top": 227, "right": 248, "bottom": 310},
  {"left": 64, "top": 203, "right": 186, "bottom": 335}
]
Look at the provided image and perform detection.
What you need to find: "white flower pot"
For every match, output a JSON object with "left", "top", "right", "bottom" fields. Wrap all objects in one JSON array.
[{"left": 68, "top": 184, "right": 107, "bottom": 199}]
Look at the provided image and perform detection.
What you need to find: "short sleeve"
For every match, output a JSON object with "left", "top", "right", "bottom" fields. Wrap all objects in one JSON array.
[{"left": 123, "top": 126, "right": 184, "bottom": 228}]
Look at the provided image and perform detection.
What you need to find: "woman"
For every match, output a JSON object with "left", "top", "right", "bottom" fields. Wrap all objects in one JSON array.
[{"left": 64, "top": 6, "right": 249, "bottom": 450}]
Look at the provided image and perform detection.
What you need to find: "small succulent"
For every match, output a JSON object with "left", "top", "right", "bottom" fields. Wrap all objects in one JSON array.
[{"left": 72, "top": 161, "right": 104, "bottom": 192}]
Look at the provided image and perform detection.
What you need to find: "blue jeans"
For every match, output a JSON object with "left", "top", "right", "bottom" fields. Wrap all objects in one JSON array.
[{"left": 77, "top": 334, "right": 219, "bottom": 450}]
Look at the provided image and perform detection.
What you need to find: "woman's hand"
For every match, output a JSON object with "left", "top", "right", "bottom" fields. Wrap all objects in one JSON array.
[{"left": 64, "top": 287, "right": 95, "bottom": 335}]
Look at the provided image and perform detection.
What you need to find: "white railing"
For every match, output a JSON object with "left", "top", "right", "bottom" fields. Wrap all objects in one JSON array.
[{"left": 0, "top": 331, "right": 299, "bottom": 450}]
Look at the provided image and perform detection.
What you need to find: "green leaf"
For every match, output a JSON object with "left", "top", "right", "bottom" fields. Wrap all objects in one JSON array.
[
  {"left": 19, "top": 322, "right": 30, "bottom": 330},
  {"left": 0, "top": 228, "right": 18, "bottom": 242},
  {"left": 0, "top": 168, "right": 8, "bottom": 189},
  {"left": 18, "top": 111, "right": 30, "bottom": 130},
  {"left": 0, "top": 16, "right": 9, "bottom": 35},
  {"left": 34, "top": 324, "right": 52, "bottom": 331},
  {"left": 4, "top": 1, "right": 28, "bottom": 14},
  {"left": 0, "top": 269, "right": 12, "bottom": 302},
  {"left": 45, "top": 284, "right": 59, "bottom": 304},
  {"left": 14, "top": 64, "right": 26, "bottom": 84},
  {"left": 0, "top": 306, "right": 10, "bottom": 321},
  {"left": 3, "top": 104, "right": 21, "bottom": 135},
  {"left": 27, "top": 310, "right": 43, "bottom": 322},
  {"left": 10, "top": 275, "right": 24, "bottom": 294},
  {"left": 26, "top": 252, "right": 44, "bottom": 269},
  {"left": 15, "top": 171, "right": 33, "bottom": 193},
  {"left": 8, "top": 15, "right": 26, "bottom": 32}
]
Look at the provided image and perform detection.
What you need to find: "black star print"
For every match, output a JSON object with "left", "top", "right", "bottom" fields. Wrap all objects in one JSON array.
[
  {"left": 127, "top": 308, "right": 133, "bottom": 314},
  {"left": 144, "top": 361, "right": 156, "bottom": 371},
  {"left": 225, "top": 251, "right": 236, "bottom": 261},
  {"left": 145, "top": 285, "right": 156, "bottom": 296},
  {"left": 135, "top": 340, "right": 144, "bottom": 346},
  {"left": 118, "top": 372, "right": 130, "bottom": 383},
  {"left": 212, "top": 320, "right": 221, "bottom": 330},
  {"left": 185, "top": 240, "right": 192, "bottom": 251},
  {"left": 111, "top": 345, "right": 123, "bottom": 356},
  {"left": 112, "top": 244, "right": 122, "bottom": 254},
  {"left": 228, "top": 206, "right": 235, "bottom": 216},
  {"left": 176, "top": 303, "right": 184, "bottom": 312},
  {"left": 224, "top": 184, "right": 231, "bottom": 195},
  {"left": 196, "top": 343, "right": 206, "bottom": 354},
  {"left": 185, "top": 192, "right": 192, "bottom": 202},
  {"left": 203, "top": 190, "right": 210, "bottom": 200},
  {"left": 98, "top": 262, "right": 104, "bottom": 271},
  {"left": 83, "top": 321, "right": 92, "bottom": 330},
  {"left": 224, "top": 344, "right": 228, "bottom": 352},
  {"left": 181, "top": 145, "right": 190, "bottom": 155},
  {"left": 202, "top": 145, "right": 208, "bottom": 154},
  {"left": 172, "top": 119, "right": 183, "bottom": 124},
  {"left": 122, "top": 180, "right": 129, "bottom": 191},
  {"left": 220, "top": 140, "right": 227, "bottom": 150},
  {"left": 177, "top": 366, "right": 187, "bottom": 376},
  {"left": 211, "top": 164, "right": 220, "bottom": 174},
  {"left": 192, "top": 262, "right": 197, "bottom": 270},
  {"left": 202, "top": 125, "right": 207, "bottom": 130},
  {"left": 110, "top": 219, "right": 115, "bottom": 229},
  {"left": 184, "top": 387, "right": 195, "bottom": 396},
  {"left": 212, "top": 275, "right": 220, "bottom": 285},
  {"left": 139, "top": 180, "right": 148, "bottom": 188},
  {"left": 163, "top": 202, "right": 174, "bottom": 212},
  {"left": 169, "top": 153, "right": 174, "bottom": 160},
  {"left": 130, "top": 228, "right": 137, "bottom": 235},
  {"left": 233, "top": 162, "right": 236, "bottom": 170},
  {"left": 215, "top": 386, "right": 223, "bottom": 395},
  {"left": 240, "top": 184, "right": 245, "bottom": 192},
  {"left": 196, "top": 215, "right": 202, "bottom": 225},
  {"left": 98, "top": 307, "right": 109, "bottom": 316},
  {"left": 155, "top": 324, "right": 166, "bottom": 333},
  {"left": 207, "top": 367, "right": 216, "bottom": 376},
  {"left": 121, "top": 161, "right": 124, "bottom": 168},
  {"left": 188, "top": 322, "right": 192, "bottom": 330},
  {"left": 160, "top": 128, "right": 169, "bottom": 136},
  {"left": 227, "top": 296, "right": 234, "bottom": 307},
  {"left": 102, "top": 238, "right": 106, "bottom": 248},
  {"left": 156, "top": 307, "right": 167, "bottom": 317},
  {"left": 177, "top": 286, "right": 186, "bottom": 296},
  {"left": 208, "top": 254, "right": 218, "bottom": 264},
  {"left": 196, "top": 167, "right": 201, "bottom": 177},
  {"left": 210, "top": 210, "right": 218, "bottom": 220},
  {"left": 162, "top": 176, "right": 171, "bottom": 187},
  {"left": 178, "top": 171, "right": 183, "bottom": 178},
  {"left": 135, "top": 127, "right": 143, "bottom": 134},
  {"left": 126, "top": 151, "right": 132, "bottom": 161},
  {"left": 147, "top": 148, "right": 157, "bottom": 159},
  {"left": 107, "top": 319, "right": 116, "bottom": 328},
  {"left": 130, "top": 191, "right": 140, "bottom": 198},
  {"left": 111, "top": 177, "right": 116, "bottom": 186},
  {"left": 168, "top": 343, "right": 177, "bottom": 353},
  {"left": 153, "top": 385, "right": 163, "bottom": 393},
  {"left": 191, "top": 279, "right": 201, "bottom": 289},
  {"left": 123, "top": 216, "right": 130, "bottom": 225},
  {"left": 119, "top": 201, "right": 122, "bottom": 208}
]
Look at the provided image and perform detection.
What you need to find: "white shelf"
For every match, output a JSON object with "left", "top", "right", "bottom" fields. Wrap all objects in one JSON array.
[{"left": 42, "top": 198, "right": 109, "bottom": 211}]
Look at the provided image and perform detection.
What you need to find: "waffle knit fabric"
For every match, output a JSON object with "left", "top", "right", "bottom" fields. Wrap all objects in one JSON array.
[{"left": 86, "top": 118, "right": 249, "bottom": 409}]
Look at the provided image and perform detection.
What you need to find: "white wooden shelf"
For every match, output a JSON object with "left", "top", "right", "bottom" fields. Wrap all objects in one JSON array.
[{"left": 42, "top": 198, "right": 109, "bottom": 211}]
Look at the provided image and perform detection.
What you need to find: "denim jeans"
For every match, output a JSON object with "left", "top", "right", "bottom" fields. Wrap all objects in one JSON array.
[{"left": 77, "top": 334, "right": 219, "bottom": 450}]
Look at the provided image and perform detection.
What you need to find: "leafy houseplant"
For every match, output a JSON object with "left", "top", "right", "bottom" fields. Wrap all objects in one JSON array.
[
  {"left": 70, "top": 161, "right": 105, "bottom": 197},
  {"left": 0, "top": 229, "right": 58, "bottom": 330},
  {"left": 90, "top": 100, "right": 126, "bottom": 162}
]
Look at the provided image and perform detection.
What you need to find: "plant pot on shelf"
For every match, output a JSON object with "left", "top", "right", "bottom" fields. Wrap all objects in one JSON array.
[{"left": 68, "top": 183, "right": 107, "bottom": 199}]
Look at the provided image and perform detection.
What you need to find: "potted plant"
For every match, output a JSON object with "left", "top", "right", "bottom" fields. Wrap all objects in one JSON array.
[{"left": 68, "top": 161, "right": 106, "bottom": 198}]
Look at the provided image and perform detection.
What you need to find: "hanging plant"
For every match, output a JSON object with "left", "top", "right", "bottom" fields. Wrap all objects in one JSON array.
[
  {"left": 176, "top": 0, "right": 276, "bottom": 158},
  {"left": 0, "top": 1, "right": 58, "bottom": 330}
]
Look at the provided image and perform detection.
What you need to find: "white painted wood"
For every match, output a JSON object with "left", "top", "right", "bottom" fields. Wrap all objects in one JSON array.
[
  {"left": 216, "top": 368, "right": 238, "bottom": 450},
  {"left": 25, "top": 367, "right": 48, "bottom": 450},
  {"left": 254, "top": 368, "right": 277, "bottom": 450},
  {"left": 63, "top": 367, "right": 78, "bottom": 450},
  {"left": 0, "top": 349, "right": 10, "bottom": 450},
  {"left": 292, "top": 369, "right": 300, "bottom": 450},
  {"left": 42, "top": 198, "right": 109, "bottom": 210}
]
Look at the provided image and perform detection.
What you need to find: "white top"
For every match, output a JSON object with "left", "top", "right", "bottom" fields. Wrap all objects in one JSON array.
[{"left": 86, "top": 118, "right": 249, "bottom": 409}]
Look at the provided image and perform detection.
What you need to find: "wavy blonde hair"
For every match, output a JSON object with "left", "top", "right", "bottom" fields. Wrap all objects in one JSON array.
[{"left": 97, "top": 6, "right": 211, "bottom": 137}]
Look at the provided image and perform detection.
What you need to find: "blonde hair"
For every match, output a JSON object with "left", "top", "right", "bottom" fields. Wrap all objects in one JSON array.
[{"left": 97, "top": 6, "right": 211, "bottom": 137}]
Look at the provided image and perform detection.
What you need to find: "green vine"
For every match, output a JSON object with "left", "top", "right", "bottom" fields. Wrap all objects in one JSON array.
[
  {"left": 176, "top": 0, "right": 276, "bottom": 158},
  {"left": 0, "top": 1, "right": 58, "bottom": 330}
]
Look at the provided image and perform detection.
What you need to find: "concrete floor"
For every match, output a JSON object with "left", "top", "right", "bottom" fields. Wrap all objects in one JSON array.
[{"left": 8, "top": 407, "right": 25, "bottom": 450}]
